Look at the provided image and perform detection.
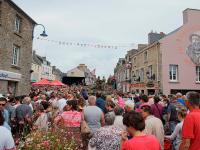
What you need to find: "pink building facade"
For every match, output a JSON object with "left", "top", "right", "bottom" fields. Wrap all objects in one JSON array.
[{"left": 160, "top": 9, "right": 200, "bottom": 95}]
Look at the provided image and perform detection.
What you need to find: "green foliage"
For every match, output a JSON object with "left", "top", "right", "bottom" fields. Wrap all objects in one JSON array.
[{"left": 18, "top": 127, "right": 81, "bottom": 150}]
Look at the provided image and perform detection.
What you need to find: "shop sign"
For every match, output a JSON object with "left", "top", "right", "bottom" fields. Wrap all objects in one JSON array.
[
  {"left": 146, "top": 81, "right": 155, "bottom": 88},
  {"left": 130, "top": 83, "right": 146, "bottom": 88},
  {"left": 0, "top": 70, "right": 21, "bottom": 81}
]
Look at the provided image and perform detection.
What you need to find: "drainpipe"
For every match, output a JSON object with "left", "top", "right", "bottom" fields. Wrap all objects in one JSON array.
[{"left": 156, "top": 42, "right": 159, "bottom": 94}]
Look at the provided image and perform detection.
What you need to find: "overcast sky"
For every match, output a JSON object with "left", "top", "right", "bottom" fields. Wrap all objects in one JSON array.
[{"left": 13, "top": 0, "right": 200, "bottom": 78}]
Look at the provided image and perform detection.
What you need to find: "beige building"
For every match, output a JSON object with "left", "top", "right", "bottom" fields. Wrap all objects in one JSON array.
[
  {"left": 114, "top": 46, "right": 146, "bottom": 93},
  {"left": 0, "top": 0, "right": 36, "bottom": 95},
  {"left": 114, "top": 58, "right": 126, "bottom": 92},
  {"left": 31, "top": 51, "right": 42, "bottom": 83},
  {"left": 130, "top": 40, "right": 162, "bottom": 95},
  {"left": 31, "top": 51, "right": 63, "bottom": 82},
  {"left": 63, "top": 64, "right": 96, "bottom": 85}
]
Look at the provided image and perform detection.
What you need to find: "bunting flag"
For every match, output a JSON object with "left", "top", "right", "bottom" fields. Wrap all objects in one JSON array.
[{"left": 36, "top": 37, "right": 135, "bottom": 49}]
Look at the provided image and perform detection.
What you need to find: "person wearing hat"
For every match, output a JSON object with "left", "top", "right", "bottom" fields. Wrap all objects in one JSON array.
[{"left": 140, "top": 104, "right": 164, "bottom": 150}]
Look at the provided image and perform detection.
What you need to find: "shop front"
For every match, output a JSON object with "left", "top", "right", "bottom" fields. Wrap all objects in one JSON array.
[
  {"left": 130, "top": 81, "right": 160, "bottom": 95},
  {"left": 0, "top": 70, "right": 21, "bottom": 95}
]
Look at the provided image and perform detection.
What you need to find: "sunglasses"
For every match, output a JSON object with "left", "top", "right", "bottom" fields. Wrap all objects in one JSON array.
[{"left": 0, "top": 103, "right": 6, "bottom": 106}]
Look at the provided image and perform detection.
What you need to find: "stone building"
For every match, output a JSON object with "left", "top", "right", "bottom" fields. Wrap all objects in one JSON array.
[
  {"left": 0, "top": 0, "right": 36, "bottom": 96},
  {"left": 130, "top": 38, "right": 164, "bottom": 95},
  {"left": 114, "top": 58, "right": 126, "bottom": 92},
  {"left": 114, "top": 47, "right": 143, "bottom": 93}
]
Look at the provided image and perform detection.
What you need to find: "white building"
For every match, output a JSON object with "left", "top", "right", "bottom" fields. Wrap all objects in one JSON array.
[
  {"left": 31, "top": 51, "right": 54, "bottom": 82},
  {"left": 31, "top": 51, "right": 42, "bottom": 82}
]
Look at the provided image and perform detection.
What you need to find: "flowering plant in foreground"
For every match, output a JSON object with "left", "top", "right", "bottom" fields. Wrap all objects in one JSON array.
[{"left": 17, "top": 126, "right": 81, "bottom": 150}]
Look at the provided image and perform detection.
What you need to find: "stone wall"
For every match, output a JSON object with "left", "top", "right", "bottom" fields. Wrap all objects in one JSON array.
[{"left": 0, "top": 0, "right": 35, "bottom": 96}]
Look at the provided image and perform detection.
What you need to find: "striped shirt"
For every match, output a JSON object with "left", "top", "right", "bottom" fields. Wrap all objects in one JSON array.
[{"left": 60, "top": 111, "right": 82, "bottom": 127}]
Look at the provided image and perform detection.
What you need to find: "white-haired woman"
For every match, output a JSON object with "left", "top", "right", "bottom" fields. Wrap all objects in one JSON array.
[{"left": 89, "top": 112, "right": 122, "bottom": 150}]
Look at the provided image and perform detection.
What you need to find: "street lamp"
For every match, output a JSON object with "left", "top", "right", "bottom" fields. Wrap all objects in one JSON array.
[
  {"left": 132, "top": 74, "right": 136, "bottom": 82},
  {"left": 33, "top": 23, "right": 48, "bottom": 38}
]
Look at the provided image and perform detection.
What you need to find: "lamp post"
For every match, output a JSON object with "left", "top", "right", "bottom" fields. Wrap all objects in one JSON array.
[
  {"left": 30, "top": 23, "right": 48, "bottom": 76},
  {"left": 32, "top": 23, "right": 48, "bottom": 39}
]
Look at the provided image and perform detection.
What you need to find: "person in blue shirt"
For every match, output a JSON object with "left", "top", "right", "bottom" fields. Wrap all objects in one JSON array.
[
  {"left": 96, "top": 92, "right": 106, "bottom": 113},
  {"left": 176, "top": 93, "right": 186, "bottom": 106}
]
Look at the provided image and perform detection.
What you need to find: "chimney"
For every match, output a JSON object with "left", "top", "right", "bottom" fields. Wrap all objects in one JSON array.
[
  {"left": 183, "top": 9, "right": 200, "bottom": 25},
  {"left": 148, "top": 32, "right": 165, "bottom": 44},
  {"left": 183, "top": 9, "right": 189, "bottom": 24},
  {"left": 42, "top": 57, "right": 46, "bottom": 60}
]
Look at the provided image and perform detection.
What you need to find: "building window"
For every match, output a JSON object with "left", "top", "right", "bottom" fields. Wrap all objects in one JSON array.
[
  {"left": 148, "top": 65, "right": 153, "bottom": 78},
  {"left": 136, "top": 70, "right": 139, "bottom": 81},
  {"left": 14, "top": 15, "right": 21, "bottom": 33},
  {"left": 169, "top": 65, "right": 178, "bottom": 81},
  {"left": 134, "top": 57, "right": 136, "bottom": 67},
  {"left": 196, "top": 66, "right": 200, "bottom": 82},
  {"left": 140, "top": 68, "right": 144, "bottom": 82},
  {"left": 12, "top": 45, "right": 20, "bottom": 66},
  {"left": 144, "top": 51, "right": 147, "bottom": 63}
]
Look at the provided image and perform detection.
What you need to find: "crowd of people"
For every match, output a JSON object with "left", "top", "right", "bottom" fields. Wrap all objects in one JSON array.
[{"left": 0, "top": 85, "right": 200, "bottom": 150}]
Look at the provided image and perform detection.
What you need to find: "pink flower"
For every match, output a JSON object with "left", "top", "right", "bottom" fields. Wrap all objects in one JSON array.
[{"left": 41, "top": 140, "right": 50, "bottom": 149}]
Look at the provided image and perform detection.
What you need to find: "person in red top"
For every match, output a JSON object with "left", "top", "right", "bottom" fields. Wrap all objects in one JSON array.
[
  {"left": 121, "top": 111, "right": 161, "bottom": 150},
  {"left": 55, "top": 100, "right": 81, "bottom": 127},
  {"left": 179, "top": 91, "right": 200, "bottom": 150}
]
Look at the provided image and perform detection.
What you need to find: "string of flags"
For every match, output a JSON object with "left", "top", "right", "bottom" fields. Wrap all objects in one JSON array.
[{"left": 36, "top": 37, "right": 135, "bottom": 49}]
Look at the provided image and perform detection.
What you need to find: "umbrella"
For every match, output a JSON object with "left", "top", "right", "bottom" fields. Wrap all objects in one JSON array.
[
  {"left": 32, "top": 79, "right": 50, "bottom": 86},
  {"left": 49, "top": 80, "right": 64, "bottom": 86}
]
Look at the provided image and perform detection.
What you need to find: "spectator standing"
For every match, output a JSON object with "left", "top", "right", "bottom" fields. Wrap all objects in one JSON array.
[
  {"left": 140, "top": 104, "right": 164, "bottom": 149},
  {"left": 0, "top": 111, "right": 15, "bottom": 150},
  {"left": 0, "top": 97, "right": 10, "bottom": 125},
  {"left": 121, "top": 111, "right": 161, "bottom": 150},
  {"left": 57, "top": 93, "right": 67, "bottom": 113},
  {"left": 165, "top": 107, "right": 187, "bottom": 150},
  {"left": 83, "top": 96, "right": 105, "bottom": 134},
  {"left": 96, "top": 92, "right": 106, "bottom": 113},
  {"left": 82, "top": 96, "right": 105, "bottom": 149},
  {"left": 167, "top": 95, "right": 183, "bottom": 133},
  {"left": 34, "top": 101, "right": 51, "bottom": 131},
  {"left": 89, "top": 112, "right": 122, "bottom": 150},
  {"left": 151, "top": 96, "right": 164, "bottom": 120},
  {"left": 117, "top": 92, "right": 125, "bottom": 108},
  {"left": 135, "top": 94, "right": 148, "bottom": 109},
  {"left": 179, "top": 91, "right": 200, "bottom": 150},
  {"left": 55, "top": 100, "right": 81, "bottom": 128},
  {"left": 124, "top": 100, "right": 135, "bottom": 113},
  {"left": 176, "top": 93, "right": 186, "bottom": 106},
  {"left": 105, "top": 100, "right": 115, "bottom": 125},
  {"left": 113, "top": 107, "right": 125, "bottom": 130},
  {"left": 0, "top": 97, "right": 11, "bottom": 131},
  {"left": 15, "top": 97, "right": 33, "bottom": 136}
]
